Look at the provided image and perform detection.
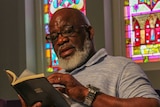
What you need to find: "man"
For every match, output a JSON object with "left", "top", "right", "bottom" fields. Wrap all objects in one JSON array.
[{"left": 20, "top": 8, "right": 160, "bottom": 107}]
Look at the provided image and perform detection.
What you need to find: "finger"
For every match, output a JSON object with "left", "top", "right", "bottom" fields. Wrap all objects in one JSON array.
[
  {"left": 18, "top": 95, "right": 27, "bottom": 107},
  {"left": 47, "top": 73, "right": 64, "bottom": 84},
  {"left": 47, "top": 73, "right": 74, "bottom": 87},
  {"left": 32, "top": 102, "right": 42, "bottom": 107},
  {"left": 55, "top": 87, "right": 66, "bottom": 93}
]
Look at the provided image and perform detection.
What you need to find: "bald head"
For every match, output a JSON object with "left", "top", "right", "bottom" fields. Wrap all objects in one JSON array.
[
  {"left": 49, "top": 8, "right": 91, "bottom": 29},
  {"left": 48, "top": 8, "right": 95, "bottom": 71}
]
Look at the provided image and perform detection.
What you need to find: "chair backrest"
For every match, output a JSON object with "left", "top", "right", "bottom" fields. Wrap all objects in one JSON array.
[
  {"left": 0, "top": 99, "right": 6, "bottom": 107},
  {"left": 0, "top": 99, "right": 21, "bottom": 107},
  {"left": 6, "top": 99, "right": 21, "bottom": 107}
]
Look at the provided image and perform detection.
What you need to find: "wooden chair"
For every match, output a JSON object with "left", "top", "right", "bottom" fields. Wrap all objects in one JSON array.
[
  {"left": 0, "top": 99, "right": 21, "bottom": 107},
  {"left": 0, "top": 99, "right": 6, "bottom": 107}
]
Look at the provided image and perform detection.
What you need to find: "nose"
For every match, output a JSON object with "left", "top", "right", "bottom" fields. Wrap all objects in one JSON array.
[{"left": 56, "top": 34, "right": 69, "bottom": 46}]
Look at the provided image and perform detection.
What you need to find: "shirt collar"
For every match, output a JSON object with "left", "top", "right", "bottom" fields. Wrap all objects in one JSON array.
[
  {"left": 85, "top": 48, "right": 108, "bottom": 66},
  {"left": 70, "top": 48, "right": 108, "bottom": 74}
]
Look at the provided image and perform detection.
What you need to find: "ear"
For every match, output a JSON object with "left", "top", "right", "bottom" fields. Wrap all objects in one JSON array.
[{"left": 88, "top": 26, "right": 94, "bottom": 40}]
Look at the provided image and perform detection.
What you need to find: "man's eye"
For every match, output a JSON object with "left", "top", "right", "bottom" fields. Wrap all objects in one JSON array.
[
  {"left": 63, "top": 29, "right": 74, "bottom": 34},
  {"left": 63, "top": 26, "right": 74, "bottom": 34},
  {"left": 51, "top": 33, "right": 58, "bottom": 40}
]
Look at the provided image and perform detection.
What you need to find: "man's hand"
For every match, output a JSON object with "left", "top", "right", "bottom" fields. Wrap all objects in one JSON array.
[
  {"left": 18, "top": 95, "right": 42, "bottom": 107},
  {"left": 47, "top": 73, "right": 88, "bottom": 102}
]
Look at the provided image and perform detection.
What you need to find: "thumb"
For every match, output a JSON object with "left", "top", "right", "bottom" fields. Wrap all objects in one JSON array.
[
  {"left": 18, "top": 95, "right": 27, "bottom": 107},
  {"left": 32, "top": 102, "right": 42, "bottom": 107}
]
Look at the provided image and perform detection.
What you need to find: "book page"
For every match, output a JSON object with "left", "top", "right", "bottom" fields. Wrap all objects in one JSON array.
[
  {"left": 6, "top": 70, "right": 17, "bottom": 84},
  {"left": 18, "top": 69, "right": 35, "bottom": 79},
  {"left": 12, "top": 69, "right": 45, "bottom": 85}
]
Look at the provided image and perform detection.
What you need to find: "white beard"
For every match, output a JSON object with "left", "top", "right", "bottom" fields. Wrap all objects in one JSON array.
[{"left": 58, "top": 37, "right": 92, "bottom": 71}]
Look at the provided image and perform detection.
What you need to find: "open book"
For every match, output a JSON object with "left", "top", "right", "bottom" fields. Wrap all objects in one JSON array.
[{"left": 6, "top": 69, "right": 70, "bottom": 107}]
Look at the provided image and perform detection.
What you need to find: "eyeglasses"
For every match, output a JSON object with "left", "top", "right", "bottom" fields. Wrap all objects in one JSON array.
[{"left": 46, "top": 25, "right": 89, "bottom": 44}]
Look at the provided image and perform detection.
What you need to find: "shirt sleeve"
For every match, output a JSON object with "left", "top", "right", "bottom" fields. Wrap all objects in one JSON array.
[{"left": 118, "top": 62, "right": 160, "bottom": 101}]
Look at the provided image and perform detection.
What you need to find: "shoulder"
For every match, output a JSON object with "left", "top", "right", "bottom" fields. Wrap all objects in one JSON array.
[
  {"left": 89, "top": 48, "right": 139, "bottom": 73},
  {"left": 95, "top": 48, "right": 134, "bottom": 64}
]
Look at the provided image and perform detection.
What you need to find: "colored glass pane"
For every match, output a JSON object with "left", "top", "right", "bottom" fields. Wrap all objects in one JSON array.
[{"left": 124, "top": 0, "right": 160, "bottom": 63}]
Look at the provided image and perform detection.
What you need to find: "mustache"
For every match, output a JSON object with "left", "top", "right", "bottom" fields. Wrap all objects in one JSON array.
[{"left": 57, "top": 43, "right": 76, "bottom": 57}]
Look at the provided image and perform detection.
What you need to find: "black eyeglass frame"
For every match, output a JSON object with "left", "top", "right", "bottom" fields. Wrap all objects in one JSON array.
[{"left": 46, "top": 25, "right": 90, "bottom": 44}]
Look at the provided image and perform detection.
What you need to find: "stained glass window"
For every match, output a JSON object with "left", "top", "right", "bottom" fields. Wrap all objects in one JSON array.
[
  {"left": 43, "top": 0, "right": 86, "bottom": 72},
  {"left": 124, "top": 0, "right": 160, "bottom": 63}
]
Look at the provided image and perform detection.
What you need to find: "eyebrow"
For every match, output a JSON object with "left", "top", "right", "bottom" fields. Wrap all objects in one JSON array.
[{"left": 50, "top": 26, "right": 73, "bottom": 34}]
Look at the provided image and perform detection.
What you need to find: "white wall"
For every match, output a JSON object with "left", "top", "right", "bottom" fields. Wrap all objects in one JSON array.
[
  {"left": 0, "top": 0, "right": 36, "bottom": 99},
  {"left": 86, "top": 0, "right": 105, "bottom": 50}
]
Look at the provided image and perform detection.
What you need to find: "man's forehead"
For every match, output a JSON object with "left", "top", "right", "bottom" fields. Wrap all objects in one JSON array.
[
  {"left": 51, "top": 15, "right": 77, "bottom": 28},
  {"left": 53, "top": 16, "right": 63, "bottom": 27},
  {"left": 49, "top": 10, "right": 86, "bottom": 29}
]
